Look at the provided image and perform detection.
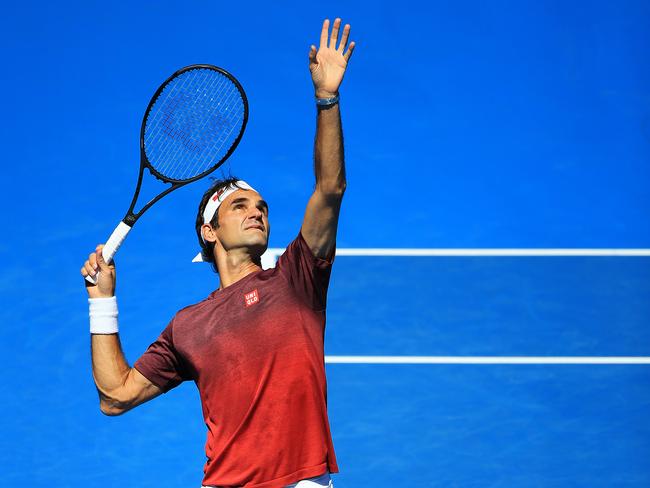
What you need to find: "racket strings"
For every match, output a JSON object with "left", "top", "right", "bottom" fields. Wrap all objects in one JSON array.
[
  {"left": 144, "top": 68, "right": 245, "bottom": 181},
  {"left": 145, "top": 72, "right": 206, "bottom": 167},
  {"left": 179, "top": 79, "right": 241, "bottom": 178},
  {"left": 148, "top": 71, "right": 241, "bottom": 178},
  {"left": 151, "top": 72, "right": 222, "bottom": 175},
  {"left": 149, "top": 70, "right": 238, "bottom": 176},
  {"left": 169, "top": 73, "right": 229, "bottom": 168}
]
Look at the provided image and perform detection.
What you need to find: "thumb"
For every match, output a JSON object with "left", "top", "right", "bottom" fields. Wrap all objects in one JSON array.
[
  {"left": 309, "top": 45, "right": 318, "bottom": 65},
  {"left": 95, "top": 245, "right": 113, "bottom": 271}
]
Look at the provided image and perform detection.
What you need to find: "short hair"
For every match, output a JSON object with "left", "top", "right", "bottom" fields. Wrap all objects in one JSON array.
[{"left": 195, "top": 176, "right": 246, "bottom": 273}]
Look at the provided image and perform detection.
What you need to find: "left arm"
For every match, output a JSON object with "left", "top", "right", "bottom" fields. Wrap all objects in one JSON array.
[{"left": 301, "top": 18, "right": 356, "bottom": 259}]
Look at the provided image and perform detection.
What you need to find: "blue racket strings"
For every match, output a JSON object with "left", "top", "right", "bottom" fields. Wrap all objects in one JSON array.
[{"left": 144, "top": 68, "right": 245, "bottom": 181}]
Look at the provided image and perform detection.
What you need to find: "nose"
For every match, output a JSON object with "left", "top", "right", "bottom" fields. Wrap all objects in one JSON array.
[{"left": 248, "top": 206, "right": 263, "bottom": 221}]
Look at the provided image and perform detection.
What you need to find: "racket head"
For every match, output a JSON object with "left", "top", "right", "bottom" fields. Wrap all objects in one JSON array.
[{"left": 140, "top": 64, "right": 248, "bottom": 184}]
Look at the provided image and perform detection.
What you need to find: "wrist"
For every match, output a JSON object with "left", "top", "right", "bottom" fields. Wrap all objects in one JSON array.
[
  {"left": 87, "top": 291, "right": 115, "bottom": 299},
  {"left": 315, "top": 93, "right": 340, "bottom": 108},
  {"left": 315, "top": 90, "right": 339, "bottom": 99},
  {"left": 89, "top": 296, "right": 119, "bottom": 334}
]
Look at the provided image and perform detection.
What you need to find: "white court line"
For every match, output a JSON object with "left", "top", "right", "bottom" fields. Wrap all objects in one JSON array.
[
  {"left": 266, "top": 250, "right": 650, "bottom": 365},
  {"left": 324, "top": 356, "right": 650, "bottom": 364},
  {"left": 266, "top": 248, "right": 650, "bottom": 257}
]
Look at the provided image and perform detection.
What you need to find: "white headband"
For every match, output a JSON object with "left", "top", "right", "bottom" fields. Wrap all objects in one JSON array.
[
  {"left": 202, "top": 180, "right": 256, "bottom": 225},
  {"left": 192, "top": 180, "right": 257, "bottom": 263}
]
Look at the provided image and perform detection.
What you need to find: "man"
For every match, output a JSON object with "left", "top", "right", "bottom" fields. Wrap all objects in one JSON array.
[{"left": 81, "top": 18, "right": 355, "bottom": 488}]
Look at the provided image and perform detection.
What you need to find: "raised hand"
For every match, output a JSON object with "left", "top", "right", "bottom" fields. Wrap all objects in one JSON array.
[{"left": 309, "top": 18, "right": 356, "bottom": 99}]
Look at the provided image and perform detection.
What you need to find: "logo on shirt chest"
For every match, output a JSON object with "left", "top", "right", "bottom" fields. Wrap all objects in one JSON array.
[{"left": 244, "top": 289, "right": 260, "bottom": 307}]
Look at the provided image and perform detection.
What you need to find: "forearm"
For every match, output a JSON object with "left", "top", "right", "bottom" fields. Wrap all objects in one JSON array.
[
  {"left": 91, "top": 333, "right": 131, "bottom": 404},
  {"left": 82, "top": 245, "right": 127, "bottom": 398},
  {"left": 314, "top": 103, "right": 346, "bottom": 193}
]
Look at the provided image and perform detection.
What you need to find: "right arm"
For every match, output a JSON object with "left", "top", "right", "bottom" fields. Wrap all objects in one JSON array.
[{"left": 82, "top": 245, "right": 162, "bottom": 415}]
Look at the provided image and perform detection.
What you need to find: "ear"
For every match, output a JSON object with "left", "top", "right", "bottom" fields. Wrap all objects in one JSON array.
[{"left": 201, "top": 223, "right": 218, "bottom": 243}]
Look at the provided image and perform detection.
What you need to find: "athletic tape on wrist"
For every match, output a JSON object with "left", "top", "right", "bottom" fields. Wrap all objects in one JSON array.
[{"left": 89, "top": 296, "right": 119, "bottom": 334}]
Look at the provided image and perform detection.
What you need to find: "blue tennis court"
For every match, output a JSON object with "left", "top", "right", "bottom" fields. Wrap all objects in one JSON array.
[
  {"left": 325, "top": 255, "right": 650, "bottom": 486},
  {"left": 1, "top": 1, "right": 648, "bottom": 486}
]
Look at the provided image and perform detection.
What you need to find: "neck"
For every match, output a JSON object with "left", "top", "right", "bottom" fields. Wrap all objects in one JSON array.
[{"left": 215, "top": 248, "right": 262, "bottom": 289}]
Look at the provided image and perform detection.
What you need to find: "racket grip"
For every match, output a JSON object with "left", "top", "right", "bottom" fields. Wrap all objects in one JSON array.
[{"left": 85, "top": 221, "right": 132, "bottom": 284}]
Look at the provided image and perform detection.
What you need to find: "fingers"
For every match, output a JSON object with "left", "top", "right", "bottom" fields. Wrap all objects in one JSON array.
[
  {"left": 85, "top": 251, "right": 99, "bottom": 277},
  {"left": 89, "top": 251, "right": 98, "bottom": 270},
  {"left": 95, "top": 244, "right": 115, "bottom": 269},
  {"left": 95, "top": 245, "right": 109, "bottom": 269},
  {"left": 329, "top": 18, "right": 341, "bottom": 48},
  {"left": 80, "top": 245, "right": 113, "bottom": 280},
  {"left": 338, "top": 23, "right": 350, "bottom": 52},
  {"left": 344, "top": 41, "right": 356, "bottom": 62},
  {"left": 80, "top": 261, "right": 95, "bottom": 279},
  {"left": 81, "top": 244, "right": 117, "bottom": 297},
  {"left": 319, "top": 19, "right": 329, "bottom": 48},
  {"left": 317, "top": 18, "right": 353, "bottom": 54}
]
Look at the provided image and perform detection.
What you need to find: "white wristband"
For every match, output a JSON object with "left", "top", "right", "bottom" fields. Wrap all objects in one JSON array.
[{"left": 89, "top": 296, "right": 119, "bottom": 334}]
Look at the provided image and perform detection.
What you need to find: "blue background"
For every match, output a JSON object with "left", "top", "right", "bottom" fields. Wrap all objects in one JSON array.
[{"left": 1, "top": 1, "right": 648, "bottom": 486}]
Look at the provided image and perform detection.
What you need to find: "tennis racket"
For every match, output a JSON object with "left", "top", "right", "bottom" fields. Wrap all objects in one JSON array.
[{"left": 86, "top": 64, "right": 248, "bottom": 284}]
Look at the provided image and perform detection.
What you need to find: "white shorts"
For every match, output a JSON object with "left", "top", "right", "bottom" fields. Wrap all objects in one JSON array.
[
  {"left": 201, "top": 470, "right": 333, "bottom": 488},
  {"left": 286, "top": 471, "right": 332, "bottom": 487}
]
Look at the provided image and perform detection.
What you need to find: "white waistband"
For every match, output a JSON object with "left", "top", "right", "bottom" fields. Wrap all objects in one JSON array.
[
  {"left": 200, "top": 470, "right": 332, "bottom": 488},
  {"left": 286, "top": 471, "right": 332, "bottom": 487}
]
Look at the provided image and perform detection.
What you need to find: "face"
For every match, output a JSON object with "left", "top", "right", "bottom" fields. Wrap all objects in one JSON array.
[{"left": 203, "top": 189, "right": 270, "bottom": 256}]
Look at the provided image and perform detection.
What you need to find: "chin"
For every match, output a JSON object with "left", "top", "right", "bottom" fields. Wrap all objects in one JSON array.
[{"left": 246, "top": 237, "right": 268, "bottom": 256}]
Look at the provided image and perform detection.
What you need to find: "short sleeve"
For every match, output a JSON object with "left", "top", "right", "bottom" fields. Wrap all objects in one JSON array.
[
  {"left": 134, "top": 318, "right": 191, "bottom": 393},
  {"left": 276, "top": 231, "right": 335, "bottom": 311}
]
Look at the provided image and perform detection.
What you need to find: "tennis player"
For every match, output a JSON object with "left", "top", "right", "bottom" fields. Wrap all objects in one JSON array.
[{"left": 81, "top": 18, "right": 355, "bottom": 488}]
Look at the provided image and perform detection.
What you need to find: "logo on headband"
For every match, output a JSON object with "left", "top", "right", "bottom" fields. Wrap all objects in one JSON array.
[{"left": 212, "top": 188, "right": 227, "bottom": 202}]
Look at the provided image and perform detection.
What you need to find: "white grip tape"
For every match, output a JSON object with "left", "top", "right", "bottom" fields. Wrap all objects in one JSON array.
[
  {"left": 102, "top": 221, "right": 132, "bottom": 264},
  {"left": 85, "top": 221, "right": 132, "bottom": 284}
]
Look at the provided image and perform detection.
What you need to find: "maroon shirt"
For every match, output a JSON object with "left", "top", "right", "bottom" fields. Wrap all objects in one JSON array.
[{"left": 134, "top": 232, "right": 338, "bottom": 487}]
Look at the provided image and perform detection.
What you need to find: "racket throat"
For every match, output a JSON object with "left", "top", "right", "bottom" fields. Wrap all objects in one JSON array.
[
  {"left": 123, "top": 214, "right": 137, "bottom": 226},
  {"left": 125, "top": 164, "right": 178, "bottom": 224}
]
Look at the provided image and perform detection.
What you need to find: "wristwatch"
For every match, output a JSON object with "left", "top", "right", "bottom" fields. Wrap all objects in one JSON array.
[{"left": 316, "top": 94, "right": 340, "bottom": 107}]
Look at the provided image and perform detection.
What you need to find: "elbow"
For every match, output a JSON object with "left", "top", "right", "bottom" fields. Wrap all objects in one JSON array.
[
  {"left": 99, "top": 393, "right": 131, "bottom": 416},
  {"left": 317, "top": 181, "right": 346, "bottom": 198},
  {"left": 100, "top": 399, "right": 126, "bottom": 416}
]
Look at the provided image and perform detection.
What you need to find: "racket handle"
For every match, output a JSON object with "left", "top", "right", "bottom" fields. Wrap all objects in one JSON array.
[{"left": 85, "top": 221, "right": 132, "bottom": 284}]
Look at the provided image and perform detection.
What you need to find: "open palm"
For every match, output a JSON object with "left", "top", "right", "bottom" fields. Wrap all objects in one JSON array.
[{"left": 309, "top": 18, "right": 356, "bottom": 98}]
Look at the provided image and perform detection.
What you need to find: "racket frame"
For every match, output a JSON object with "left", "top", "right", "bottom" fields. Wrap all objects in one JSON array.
[
  {"left": 124, "top": 64, "right": 249, "bottom": 226},
  {"left": 86, "top": 64, "right": 248, "bottom": 284}
]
